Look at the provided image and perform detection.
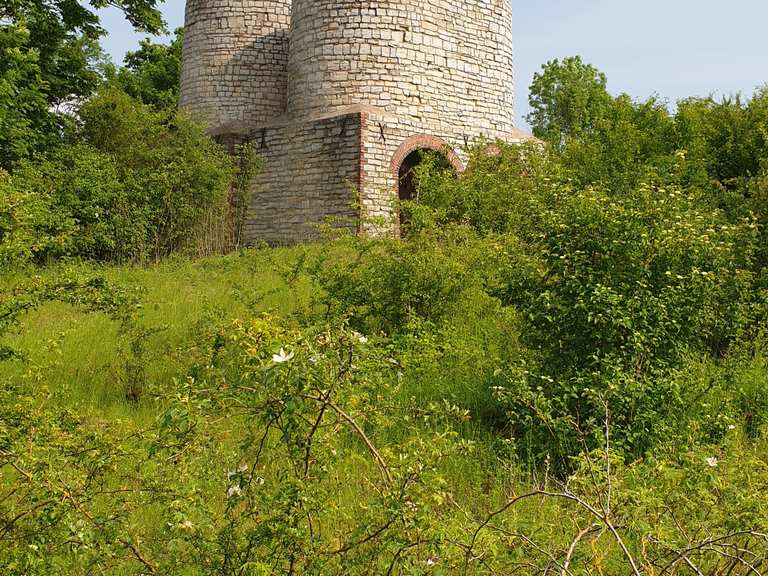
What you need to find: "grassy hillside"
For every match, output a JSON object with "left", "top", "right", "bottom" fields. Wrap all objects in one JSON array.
[{"left": 1, "top": 238, "right": 767, "bottom": 575}]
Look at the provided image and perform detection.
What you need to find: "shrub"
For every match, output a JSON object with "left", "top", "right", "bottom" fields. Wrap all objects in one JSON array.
[
  {"left": 407, "top": 142, "right": 562, "bottom": 236},
  {"left": 0, "top": 91, "right": 237, "bottom": 265},
  {"left": 414, "top": 143, "right": 763, "bottom": 463},
  {"left": 79, "top": 89, "right": 235, "bottom": 259},
  {"left": 496, "top": 181, "right": 759, "bottom": 463},
  {"left": 0, "top": 169, "right": 75, "bottom": 268},
  {"left": 11, "top": 145, "right": 146, "bottom": 262},
  {"left": 306, "top": 226, "right": 519, "bottom": 336}
]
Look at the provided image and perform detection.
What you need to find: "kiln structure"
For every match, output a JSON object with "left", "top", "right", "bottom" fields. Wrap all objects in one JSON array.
[{"left": 181, "top": 0, "right": 529, "bottom": 243}]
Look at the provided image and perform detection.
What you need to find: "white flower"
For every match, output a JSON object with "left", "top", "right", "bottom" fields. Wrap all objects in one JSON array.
[
  {"left": 227, "top": 484, "right": 242, "bottom": 498},
  {"left": 426, "top": 558, "right": 437, "bottom": 566},
  {"left": 352, "top": 331, "right": 369, "bottom": 344},
  {"left": 272, "top": 348, "right": 295, "bottom": 364},
  {"left": 227, "top": 464, "right": 249, "bottom": 480},
  {"left": 728, "top": 424, "right": 737, "bottom": 431},
  {"left": 705, "top": 457, "right": 719, "bottom": 468},
  {"left": 179, "top": 520, "right": 194, "bottom": 530}
]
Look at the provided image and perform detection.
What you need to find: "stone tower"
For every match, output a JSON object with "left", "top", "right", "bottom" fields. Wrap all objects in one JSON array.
[
  {"left": 180, "top": 0, "right": 291, "bottom": 130},
  {"left": 181, "top": 0, "right": 531, "bottom": 245}
]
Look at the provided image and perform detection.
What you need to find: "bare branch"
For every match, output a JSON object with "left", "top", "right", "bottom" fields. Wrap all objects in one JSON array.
[
  {"left": 562, "top": 524, "right": 601, "bottom": 576},
  {"left": 120, "top": 537, "right": 157, "bottom": 574},
  {"left": 305, "top": 396, "right": 392, "bottom": 487}
]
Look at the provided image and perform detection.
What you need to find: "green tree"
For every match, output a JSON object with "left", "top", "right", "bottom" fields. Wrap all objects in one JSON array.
[
  {"left": 109, "top": 28, "right": 183, "bottom": 109},
  {"left": 0, "top": 22, "right": 48, "bottom": 167},
  {"left": 0, "top": 0, "right": 165, "bottom": 169},
  {"left": 527, "top": 56, "right": 679, "bottom": 192},
  {"left": 3, "top": 90, "right": 236, "bottom": 264},
  {"left": 562, "top": 93, "right": 677, "bottom": 191},
  {"left": 78, "top": 89, "right": 235, "bottom": 259},
  {"left": 527, "top": 56, "right": 613, "bottom": 149}
]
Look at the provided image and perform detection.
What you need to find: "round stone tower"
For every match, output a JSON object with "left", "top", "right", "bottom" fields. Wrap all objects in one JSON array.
[
  {"left": 180, "top": 0, "right": 528, "bottom": 245},
  {"left": 180, "top": 0, "right": 292, "bottom": 134},
  {"left": 287, "top": 0, "right": 516, "bottom": 138}
]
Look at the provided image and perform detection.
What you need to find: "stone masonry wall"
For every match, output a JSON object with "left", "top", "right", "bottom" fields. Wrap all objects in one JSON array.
[
  {"left": 180, "top": 0, "right": 524, "bottom": 245},
  {"left": 287, "top": 0, "right": 515, "bottom": 138},
  {"left": 242, "top": 113, "right": 362, "bottom": 245},
  {"left": 180, "top": 0, "right": 292, "bottom": 131}
]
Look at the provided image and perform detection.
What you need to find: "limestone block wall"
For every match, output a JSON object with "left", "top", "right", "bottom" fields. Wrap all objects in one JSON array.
[
  {"left": 239, "top": 109, "right": 532, "bottom": 245},
  {"left": 180, "top": 0, "right": 292, "bottom": 131},
  {"left": 242, "top": 113, "right": 362, "bottom": 245},
  {"left": 287, "top": 0, "right": 515, "bottom": 139},
  {"left": 179, "top": 0, "right": 526, "bottom": 245}
]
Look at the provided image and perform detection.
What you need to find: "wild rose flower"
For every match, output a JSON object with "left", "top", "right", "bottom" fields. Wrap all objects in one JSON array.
[
  {"left": 352, "top": 331, "right": 369, "bottom": 344},
  {"left": 179, "top": 520, "right": 194, "bottom": 530},
  {"left": 272, "top": 348, "right": 295, "bottom": 364}
]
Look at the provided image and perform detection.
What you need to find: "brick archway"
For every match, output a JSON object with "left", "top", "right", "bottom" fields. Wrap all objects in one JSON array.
[{"left": 390, "top": 135, "right": 464, "bottom": 181}]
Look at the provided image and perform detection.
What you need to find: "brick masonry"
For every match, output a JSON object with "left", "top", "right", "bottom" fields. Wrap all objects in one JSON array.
[{"left": 181, "top": 0, "right": 532, "bottom": 245}]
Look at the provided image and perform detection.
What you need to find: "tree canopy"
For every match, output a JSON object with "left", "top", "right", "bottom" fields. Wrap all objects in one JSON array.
[
  {"left": 527, "top": 55, "right": 613, "bottom": 149},
  {"left": 107, "top": 27, "right": 183, "bottom": 109},
  {"left": 0, "top": 0, "right": 166, "bottom": 169}
]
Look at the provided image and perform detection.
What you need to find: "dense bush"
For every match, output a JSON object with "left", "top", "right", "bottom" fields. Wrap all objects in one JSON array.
[
  {"left": 79, "top": 90, "right": 236, "bottom": 258},
  {"left": 1, "top": 90, "right": 236, "bottom": 265},
  {"left": 493, "top": 179, "right": 761, "bottom": 461},
  {"left": 0, "top": 169, "right": 74, "bottom": 267},
  {"left": 403, "top": 143, "right": 563, "bottom": 236},
  {"left": 306, "top": 226, "right": 516, "bottom": 335},
  {"left": 10, "top": 145, "right": 141, "bottom": 261},
  {"left": 392, "top": 85, "right": 768, "bottom": 464}
]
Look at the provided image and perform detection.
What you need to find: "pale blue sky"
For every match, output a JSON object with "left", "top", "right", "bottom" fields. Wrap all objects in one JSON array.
[{"left": 99, "top": 0, "right": 768, "bottom": 128}]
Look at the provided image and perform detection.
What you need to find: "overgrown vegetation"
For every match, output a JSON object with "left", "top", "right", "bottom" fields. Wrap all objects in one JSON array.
[
  {"left": 5, "top": 90, "right": 235, "bottom": 263},
  {"left": 0, "top": 4, "right": 243, "bottom": 264},
  {"left": 1, "top": 38, "right": 768, "bottom": 575}
]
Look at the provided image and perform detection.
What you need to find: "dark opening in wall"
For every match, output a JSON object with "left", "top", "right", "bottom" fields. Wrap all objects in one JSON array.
[{"left": 397, "top": 148, "right": 457, "bottom": 234}]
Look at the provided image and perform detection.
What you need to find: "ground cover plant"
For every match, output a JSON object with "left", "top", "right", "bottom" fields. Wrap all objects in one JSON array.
[
  {"left": 0, "top": 244, "right": 767, "bottom": 575},
  {"left": 1, "top": 36, "right": 768, "bottom": 575}
]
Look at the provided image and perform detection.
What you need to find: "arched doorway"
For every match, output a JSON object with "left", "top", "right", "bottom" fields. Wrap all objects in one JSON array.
[
  {"left": 391, "top": 136, "right": 464, "bottom": 233},
  {"left": 397, "top": 148, "right": 457, "bottom": 202}
]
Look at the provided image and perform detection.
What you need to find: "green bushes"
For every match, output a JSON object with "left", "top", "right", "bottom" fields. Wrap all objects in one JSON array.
[
  {"left": 405, "top": 142, "right": 562, "bottom": 236},
  {"left": 79, "top": 90, "right": 236, "bottom": 258},
  {"left": 517, "top": 181, "right": 757, "bottom": 370},
  {"left": 1, "top": 90, "right": 236, "bottom": 266},
  {"left": 311, "top": 226, "right": 512, "bottom": 335},
  {"left": 387, "top": 73, "right": 768, "bottom": 466},
  {"left": 2, "top": 276, "right": 766, "bottom": 574},
  {"left": 0, "top": 169, "right": 74, "bottom": 267},
  {"left": 402, "top": 126, "right": 766, "bottom": 465},
  {"left": 11, "top": 145, "right": 142, "bottom": 261},
  {"left": 493, "top": 181, "right": 758, "bottom": 461}
]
